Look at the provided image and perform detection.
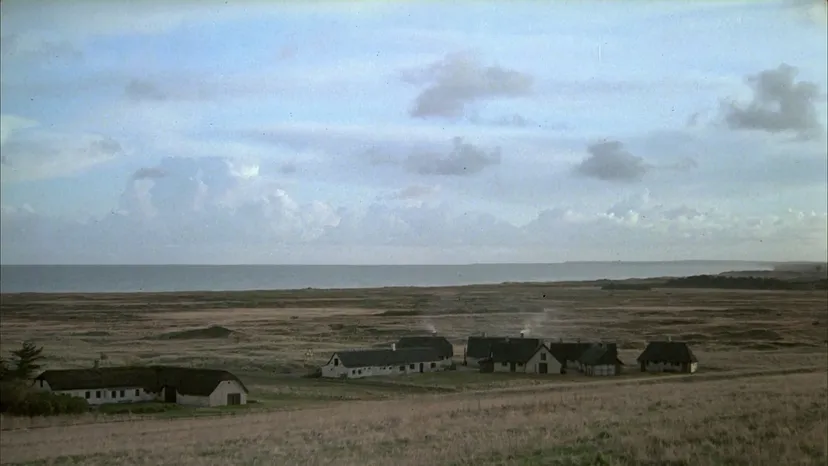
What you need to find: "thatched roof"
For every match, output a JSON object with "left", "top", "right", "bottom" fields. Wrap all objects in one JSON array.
[
  {"left": 486, "top": 340, "right": 548, "bottom": 364},
  {"left": 396, "top": 336, "right": 454, "bottom": 358},
  {"left": 548, "top": 342, "right": 591, "bottom": 361},
  {"left": 578, "top": 343, "right": 623, "bottom": 366},
  {"left": 637, "top": 341, "right": 698, "bottom": 363},
  {"left": 35, "top": 366, "right": 248, "bottom": 396},
  {"left": 466, "top": 336, "right": 542, "bottom": 359},
  {"left": 334, "top": 348, "right": 442, "bottom": 368}
]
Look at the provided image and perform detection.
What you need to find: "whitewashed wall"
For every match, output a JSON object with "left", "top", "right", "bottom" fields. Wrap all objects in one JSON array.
[
  {"left": 584, "top": 364, "right": 618, "bottom": 376},
  {"left": 526, "top": 348, "right": 562, "bottom": 374},
  {"left": 642, "top": 361, "right": 698, "bottom": 373},
  {"left": 36, "top": 380, "right": 156, "bottom": 406},
  {"left": 207, "top": 380, "right": 248, "bottom": 406},
  {"left": 321, "top": 354, "right": 445, "bottom": 379}
]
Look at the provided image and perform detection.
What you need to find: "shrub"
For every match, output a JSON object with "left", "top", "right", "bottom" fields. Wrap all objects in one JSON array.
[{"left": 0, "top": 383, "right": 89, "bottom": 417}]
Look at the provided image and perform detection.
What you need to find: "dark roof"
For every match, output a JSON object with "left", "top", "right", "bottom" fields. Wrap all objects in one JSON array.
[
  {"left": 487, "top": 339, "right": 546, "bottom": 363},
  {"left": 35, "top": 366, "right": 248, "bottom": 396},
  {"left": 466, "top": 336, "right": 541, "bottom": 359},
  {"left": 578, "top": 343, "right": 623, "bottom": 366},
  {"left": 396, "top": 336, "right": 454, "bottom": 358},
  {"left": 637, "top": 341, "right": 698, "bottom": 363},
  {"left": 548, "top": 342, "right": 591, "bottom": 361},
  {"left": 334, "top": 347, "right": 441, "bottom": 367}
]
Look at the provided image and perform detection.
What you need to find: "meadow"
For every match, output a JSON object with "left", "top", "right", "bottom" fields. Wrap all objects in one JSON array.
[{"left": 1, "top": 282, "right": 826, "bottom": 464}]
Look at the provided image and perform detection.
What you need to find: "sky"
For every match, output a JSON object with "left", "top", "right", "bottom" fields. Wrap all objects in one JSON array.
[{"left": 1, "top": 0, "right": 827, "bottom": 265}]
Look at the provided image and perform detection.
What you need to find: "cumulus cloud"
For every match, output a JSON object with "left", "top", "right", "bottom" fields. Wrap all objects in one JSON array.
[
  {"left": 3, "top": 185, "right": 825, "bottom": 264},
  {"left": 406, "top": 137, "right": 501, "bottom": 176},
  {"left": 574, "top": 141, "right": 649, "bottom": 183},
  {"left": 721, "top": 64, "right": 824, "bottom": 140},
  {"left": 402, "top": 52, "right": 533, "bottom": 119}
]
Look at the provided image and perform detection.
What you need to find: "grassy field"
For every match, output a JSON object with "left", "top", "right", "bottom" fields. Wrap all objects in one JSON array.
[{"left": 1, "top": 283, "right": 827, "bottom": 464}]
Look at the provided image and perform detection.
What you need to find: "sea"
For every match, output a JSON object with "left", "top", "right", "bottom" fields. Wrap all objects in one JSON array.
[{"left": 0, "top": 262, "right": 772, "bottom": 294}]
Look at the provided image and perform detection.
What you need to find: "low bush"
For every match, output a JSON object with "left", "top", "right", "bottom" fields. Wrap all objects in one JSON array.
[{"left": 0, "top": 382, "right": 89, "bottom": 416}]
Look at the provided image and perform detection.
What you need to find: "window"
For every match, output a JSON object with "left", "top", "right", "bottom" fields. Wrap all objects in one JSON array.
[
  {"left": 357, "top": 369, "right": 362, "bottom": 375},
  {"left": 517, "top": 363, "right": 523, "bottom": 367},
  {"left": 227, "top": 393, "right": 242, "bottom": 405},
  {"left": 120, "top": 390, "right": 125, "bottom": 397},
  {"left": 409, "top": 364, "right": 415, "bottom": 369},
  {"left": 111, "top": 390, "right": 117, "bottom": 398},
  {"left": 430, "top": 362, "right": 436, "bottom": 368},
  {"left": 501, "top": 362, "right": 507, "bottom": 367},
  {"left": 95, "top": 391, "right": 101, "bottom": 398},
  {"left": 540, "top": 353, "right": 547, "bottom": 361},
  {"left": 135, "top": 389, "right": 140, "bottom": 396},
  {"left": 399, "top": 365, "right": 405, "bottom": 371},
  {"left": 85, "top": 391, "right": 91, "bottom": 399},
  {"left": 334, "top": 358, "right": 339, "bottom": 366},
  {"left": 351, "top": 370, "right": 355, "bottom": 375}
]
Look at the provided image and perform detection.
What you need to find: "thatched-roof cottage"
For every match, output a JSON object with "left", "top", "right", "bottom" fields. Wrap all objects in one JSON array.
[
  {"left": 479, "top": 339, "right": 561, "bottom": 374},
  {"left": 464, "top": 334, "right": 542, "bottom": 368},
  {"left": 637, "top": 341, "right": 698, "bottom": 373},
  {"left": 321, "top": 345, "right": 444, "bottom": 379},
  {"left": 548, "top": 342, "right": 592, "bottom": 373},
  {"left": 34, "top": 366, "right": 248, "bottom": 407},
  {"left": 578, "top": 343, "right": 623, "bottom": 376}
]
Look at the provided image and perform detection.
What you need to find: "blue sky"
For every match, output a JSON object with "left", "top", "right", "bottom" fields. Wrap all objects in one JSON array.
[{"left": 1, "top": 0, "right": 826, "bottom": 264}]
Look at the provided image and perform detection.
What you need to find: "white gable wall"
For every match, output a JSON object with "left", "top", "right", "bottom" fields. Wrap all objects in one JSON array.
[
  {"left": 526, "top": 347, "right": 562, "bottom": 374},
  {"left": 208, "top": 380, "right": 247, "bottom": 406}
]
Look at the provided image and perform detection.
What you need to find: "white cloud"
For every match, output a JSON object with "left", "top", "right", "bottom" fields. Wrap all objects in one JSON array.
[{"left": 2, "top": 171, "right": 824, "bottom": 264}]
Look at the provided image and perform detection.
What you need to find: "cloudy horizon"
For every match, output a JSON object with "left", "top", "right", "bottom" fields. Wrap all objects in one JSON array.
[{"left": 1, "top": 0, "right": 827, "bottom": 265}]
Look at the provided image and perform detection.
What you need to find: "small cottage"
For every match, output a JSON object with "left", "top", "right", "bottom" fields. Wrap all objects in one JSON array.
[
  {"left": 479, "top": 339, "right": 562, "bottom": 374},
  {"left": 578, "top": 343, "right": 623, "bottom": 376},
  {"left": 33, "top": 366, "right": 248, "bottom": 407},
  {"left": 465, "top": 334, "right": 542, "bottom": 368},
  {"left": 321, "top": 345, "right": 444, "bottom": 379},
  {"left": 396, "top": 335, "right": 454, "bottom": 364},
  {"left": 637, "top": 341, "right": 698, "bottom": 373},
  {"left": 548, "top": 342, "right": 591, "bottom": 373}
]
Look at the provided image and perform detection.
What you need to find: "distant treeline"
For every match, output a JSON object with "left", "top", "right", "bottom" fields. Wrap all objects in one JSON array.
[
  {"left": 661, "top": 275, "right": 828, "bottom": 291},
  {"left": 600, "top": 283, "right": 653, "bottom": 291}
]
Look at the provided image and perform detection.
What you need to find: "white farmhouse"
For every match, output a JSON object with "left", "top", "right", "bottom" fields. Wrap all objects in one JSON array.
[
  {"left": 479, "top": 339, "right": 562, "bottom": 374},
  {"left": 636, "top": 341, "right": 699, "bottom": 373},
  {"left": 33, "top": 366, "right": 248, "bottom": 407},
  {"left": 321, "top": 345, "right": 444, "bottom": 379}
]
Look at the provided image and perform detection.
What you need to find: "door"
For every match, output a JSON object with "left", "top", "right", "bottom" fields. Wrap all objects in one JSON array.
[
  {"left": 226, "top": 393, "right": 241, "bottom": 405},
  {"left": 509, "top": 362, "right": 516, "bottom": 372},
  {"left": 164, "top": 386, "right": 177, "bottom": 403},
  {"left": 538, "top": 363, "right": 548, "bottom": 374},
  {"left": 419, "top": 363, "right": 424, "bottom": 373}
]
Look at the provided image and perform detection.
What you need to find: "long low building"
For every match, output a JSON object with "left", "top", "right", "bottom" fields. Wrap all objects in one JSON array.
[
  {"left": 33, "top": 366, "right": 249, "bottom": 407},
  {"left": 321, "top": 345, "right": 446, "bottom": 379}
]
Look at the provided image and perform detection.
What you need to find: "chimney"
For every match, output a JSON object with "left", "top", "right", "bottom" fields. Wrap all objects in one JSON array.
[
  {"left": 391, "top": 343, "right": 396, "bottom": 351},
  {"left": 519, "top": 331, "right": 525, "bottom": 338}
]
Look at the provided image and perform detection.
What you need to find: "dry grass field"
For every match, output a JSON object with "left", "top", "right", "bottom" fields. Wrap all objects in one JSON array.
[{"left": 1, "top": 283, "right": 827, "bottom": 464}]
